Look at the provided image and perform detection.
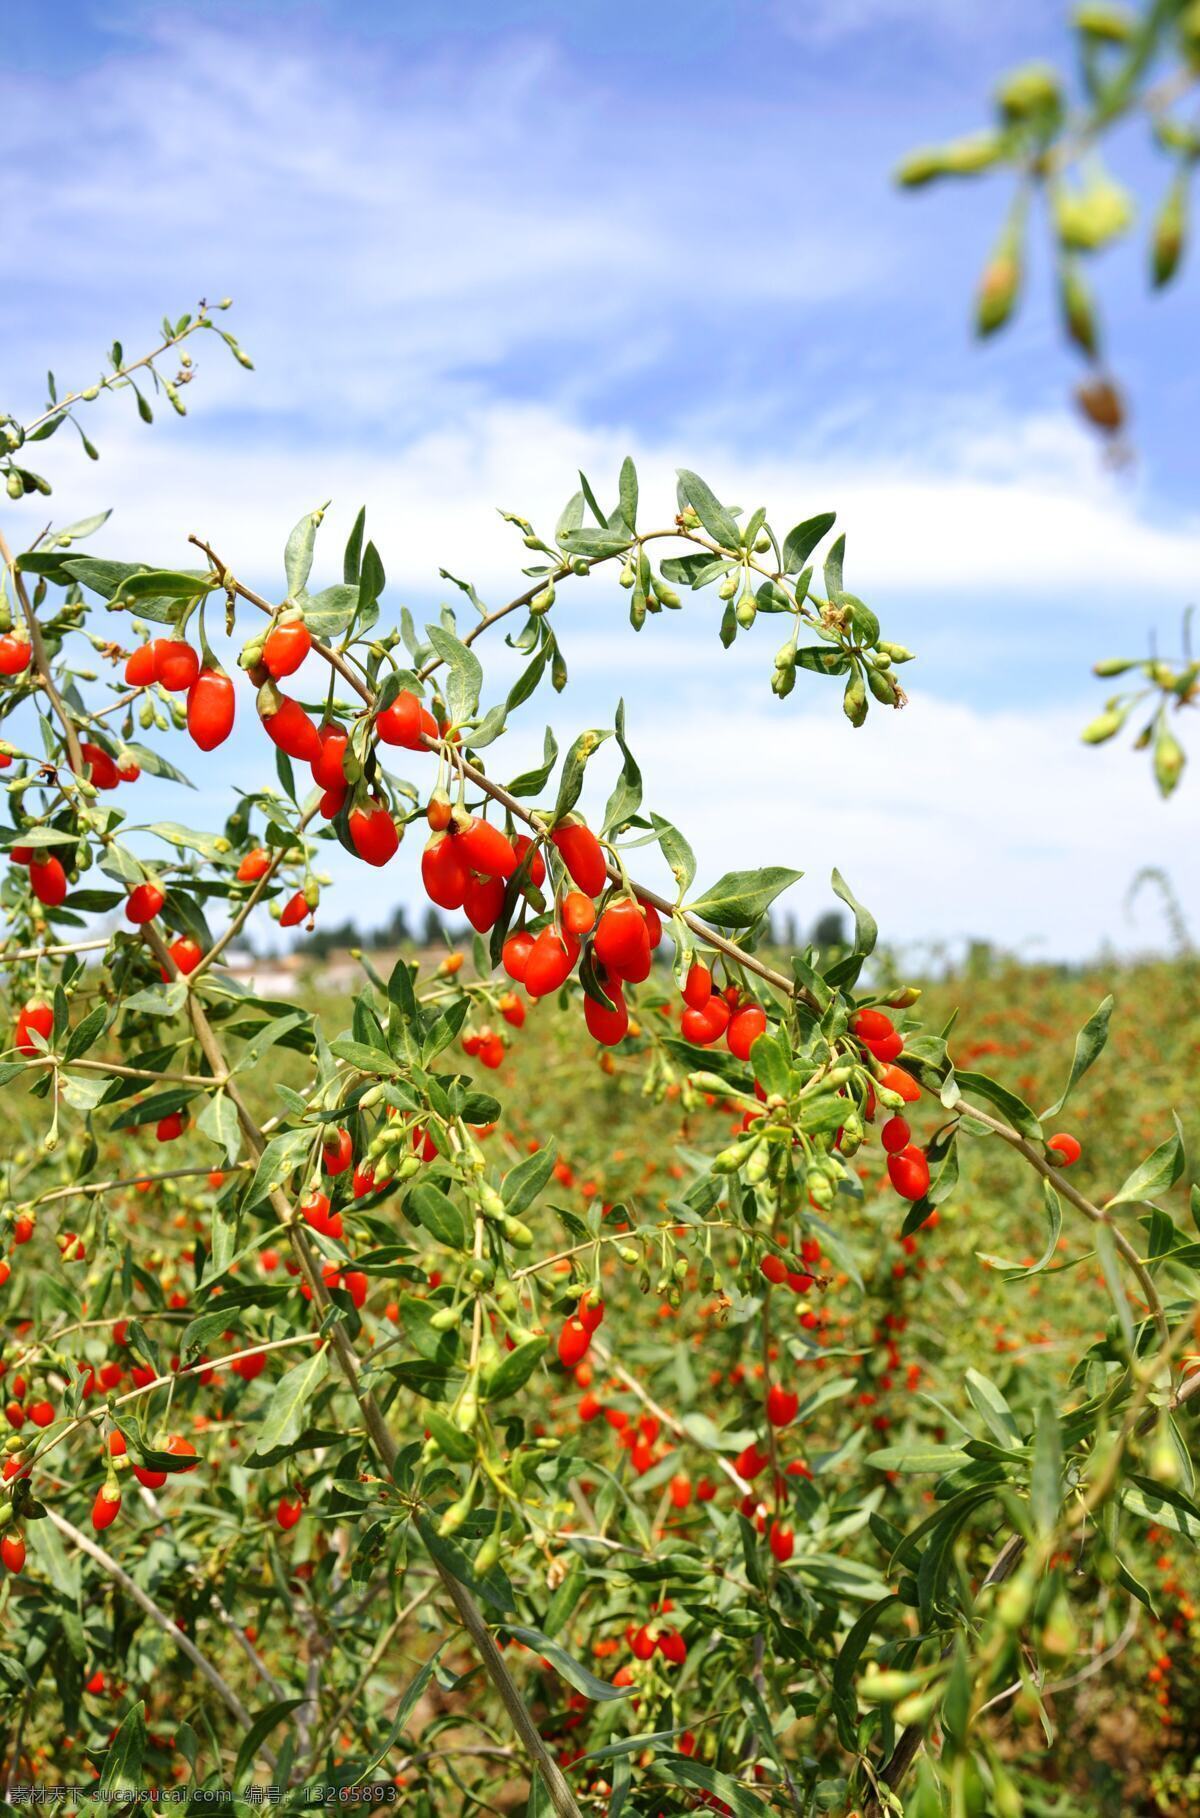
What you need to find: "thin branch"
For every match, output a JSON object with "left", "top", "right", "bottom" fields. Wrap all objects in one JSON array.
[
  {"left": 0, "top": 525, "right": 84, "bottom": 774},
  {"left": 46, "top": 1507, "right": 278, "bottom": 1767}
]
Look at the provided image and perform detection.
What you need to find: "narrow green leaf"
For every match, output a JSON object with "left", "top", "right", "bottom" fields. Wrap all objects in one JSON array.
[
  {"left": 1042, "top": 994, "right": 1113, "bottom": 1118},
  {"left": 687, "top": 865, "right": 802, "bottom": 929},
  {"left": 253, "top": 1347, "right": 329, "bottom": 1455}
]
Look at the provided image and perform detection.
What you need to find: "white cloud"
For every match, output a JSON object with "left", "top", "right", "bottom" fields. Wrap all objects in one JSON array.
[{"left": 36, "top": 391, "right": 1200, "bottom": 618}]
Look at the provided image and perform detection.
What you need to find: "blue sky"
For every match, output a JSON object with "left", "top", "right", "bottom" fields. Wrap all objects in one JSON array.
[{"left": 4, "top": 0, "right": 1199, "bottom": 959}]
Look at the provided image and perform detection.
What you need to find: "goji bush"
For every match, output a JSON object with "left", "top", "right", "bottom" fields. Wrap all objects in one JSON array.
[{"left": 0, "top": 309, "right": 1197, "bottom": 1818}]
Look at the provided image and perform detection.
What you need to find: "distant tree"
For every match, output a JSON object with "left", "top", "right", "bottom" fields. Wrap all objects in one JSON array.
[{"left": 812, "top": 910, "right": 847, "bottom": 949}]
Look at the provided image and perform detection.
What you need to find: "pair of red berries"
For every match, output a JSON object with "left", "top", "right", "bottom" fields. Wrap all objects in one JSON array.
[
  {"left": 680, "top": 964, "right": 767, "bottom": 1060},
  {"left": 556, "top": 1293, "right": 605, "bottom": 1368},
  {"left": 759, "top": 1255, "right": 814, "bottom": 1295},
  {"left": 125, "top": 639, "right": 235, "bottom": 751},
  {"left": 851, "top": 1005, "right": 905, "bottom": 1064}
]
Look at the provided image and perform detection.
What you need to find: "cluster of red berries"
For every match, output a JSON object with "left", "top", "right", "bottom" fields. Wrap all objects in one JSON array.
[
  {"left": 124, "top": 637, "right": 236, "bottom": 753},
  {"left": 678, "top": 962, "right": 766, "bottom": 1059}
]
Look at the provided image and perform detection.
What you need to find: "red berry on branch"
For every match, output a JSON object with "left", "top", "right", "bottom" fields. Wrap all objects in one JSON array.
[
  {"left": 322, "top": 1127, "right": 354, "bottom": 1176},
  {"left": 502, "top": 930, "right": 536, "bottom": 982},
  {"left": 29, "top": 854, "right": 68, "bottom": 907},
  {"left": 91, "top": 1484, "right": 122, "bottom": 1532},
  {"left": 312, "top": 724, "right": 348, "bottom": 792},
  {"left": 377, "top": 690, "right": 438, "bottom": 750},
  {"left": 167, "top": 936, "right": 204, "bottom": 975},
  {"left": 124, "top": 642, "right": 158, "bottom": 685},
  {"left": 525, "top": 926, "right": 580, "bottom": 998},
  {"left": 187, "top": 668, "right": 236, "bottom": 751},
  {"left": 261, "top": 695, "right": 321, "bottom": 763},
  {"left": 155, "top": 640, "right": 201, "bottom": 694},
  {"left": 125, "top": 881, "right": 165, "bottom": 925},
  {"left": 348, "top": 798, "right": 400, "bottom": 868},
  {"left": 682, "top": 961, "right": 712, "bottom": 1010},
  {"left": 887, "top": 1144, "right": 930, "bottom": 1201},
  {"left": 280, "top": 890, "right": 310, "bottom": 928},
  {"left": 236, "top": 848, "right": 272, "bottom": 883},
  {"left": 454, "top": 815, "right": 517, "bottom": 880},
  {"left": 14, "top": 998, "right": 53, "bottom": 1056},
  {"left": 881, "top": 1115, "right": 910, "bottom": 1155},
  {"left": 769, "top": 1521, "right": 794, "bottom": 1564},
  {"left": 727, "top": 1005, "right": 766, "bottom": 1061},
  {"left": 550, "top": 819, "right": 607, "bottom": 897},
  {"left": 262, "top": 615, "right": 312, "bottom": 679},
  {"left": 765, "top": 1385, "right": 799, "bottom": 1428}
]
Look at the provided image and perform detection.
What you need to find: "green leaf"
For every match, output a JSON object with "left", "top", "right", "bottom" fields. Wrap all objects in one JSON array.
[
  {"left": 253, "top": 1346, "right": 329, "bottom": 1455},
  {"left": 119, "top": 569, "right": 212, "bottom": 602},
  {"left": 329, "top": 1038, "right": 399, "bottom": 1078},
  {"left": 485, "top": 1336, "right": 548, "bottom": 1401},
  {"left": 676, "top": 469, "right": 741, "bottom": 548},
  {"left": 145, "top": 821, "right": 230, "bottom": 863},
  {"left": 977, "top": 1178, "right": 1062, "bottom": 1279},
  {"left": 197, "top": 1089, "right": 241, "bottom": 1164},
  {"left": 952, "top": 1070, "right": 1043, "bottom": 1141},
  {"left": 867, "top": 1445, "right": 972, "bottom": 1473},
  {"left": 507, "top": 726, "right": 559, "bottom": 798},
  {"left": 98, "top": 1698, "right": 145, "bottom": 1795},
  {"left": 424, "top": 1408, "right": 476, "bottom": 1462},
  {"left": 1031, "top": 1399, "right": 1061, "bottom": 1536},
  {"left": 233, "top": 1698, "right": 306, "bottom": 1788},
  {"left": 343, "top": 506, "right": 366, "bottom": 584},
  {"left": 602, "top": 699, "right": 642, "bottom": 836},
  {"left": 117, "top": 741, "right": 196, "bottom": 788},
  {"left": 557, "top": 526, "right": 632, "bottom": 559},
  {"left": 502, "top": 1626, "right": 630, "bottom": 1702},
  {"left": 356, "top": 1646, "right": 445, "bottom": 1783},
  {"left": 424, "top": 623, "right": 483, "bottom": 721},
  {"left": 688, "top": 865, "right": 801, "bottom": 929},
  {"left": 417, "top": 1517, "right": 515, "bottom": 1613},
  {"left": 831, "top": 868, "right": 877, "bottom": 957},
  {"left": 62, "top": 1004, "right": 110, "bottom": 1062},
  {"left": 793, "top": 644, "right": 851, "bottom": 676},
  {"left": 782, "top": 511, "right": 836, "bottom": 572},
  {"left": 284, "top": 504, "right": 326, "bottom": 598},
  {"left": 398, "top": 1294, "right": 460, "bottom": 1366},
  {"left": 651, "top": 813, "right": 697, "bottom": 897},
  {"left": 243, "top": 1128, "right": 312, "bottom": 1209},
  {"left": 301, "top": 582, "right": 359, "bottom": 639},
  {"left": 1095, "top": 1224, "right": 1134, "bottom": 1349},
  {"left": 502, "top": 1143, "right": 557, "bottom": 1219},
  {"left": 653, "top": 1753, "right": 764, "bottom": 1818},
  {"left": 1107, "top": 1123, "right": 1186, "bottom": 1208},
  {"left": 1122, "top": 1478, "right": 1200, "bottom": 1546},
  {"left": 554, "top": 727, "right": 611, "bottom": 821},
  {"left": 964, "top": 1369, "right": 1022, "bottom": 1449},
  {"left": 617, "top": 455, "right": 638, "bottom": 532},
  {"left": 1042, "top": 994, "right": 1113, "bottom": 1118},
  {"left": 407, "top": 1181, "right": 467, "bottom": 1250},
  {"left": 824, "top": 532, "right": 845, "bottom": 598}
]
